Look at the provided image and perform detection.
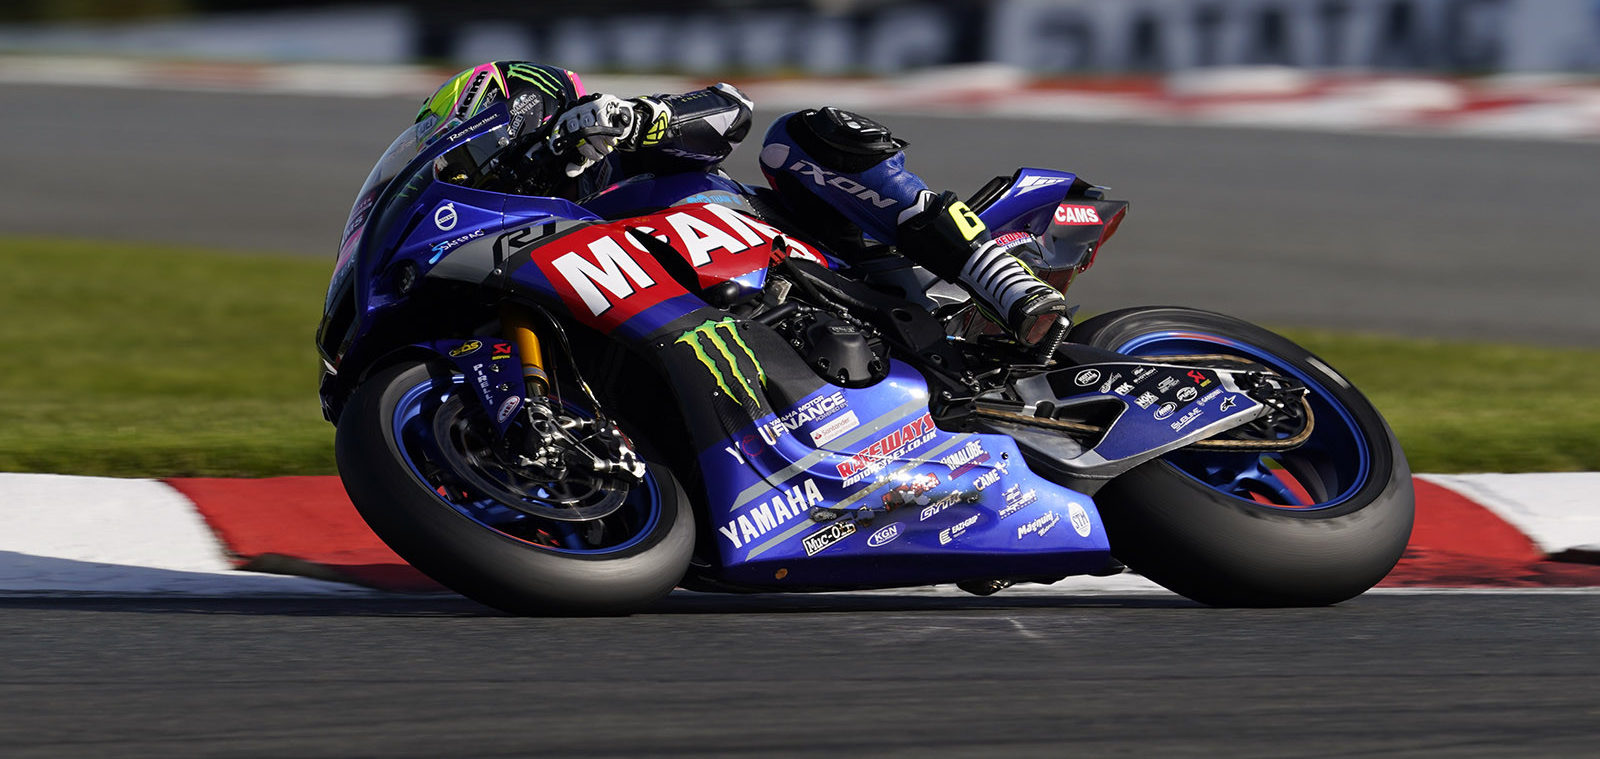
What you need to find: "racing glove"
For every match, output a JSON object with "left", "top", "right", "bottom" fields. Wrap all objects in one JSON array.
[{"left": 547, "top": 94, "right": 670, "bottom": 177}]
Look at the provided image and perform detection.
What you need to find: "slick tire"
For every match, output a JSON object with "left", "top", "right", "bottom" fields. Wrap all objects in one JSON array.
[
  {"left": 1069, "top": 307, "right": 1414, "bottom": 607},
  {"left": 335, "top": 360, "right": 695, "bottom": 616}
]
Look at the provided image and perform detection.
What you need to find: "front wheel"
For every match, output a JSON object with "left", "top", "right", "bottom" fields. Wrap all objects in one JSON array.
[
  {"left": 335, "top": 360, "right": 694, "bottom": 615},
  {"left": 1069, "top": 307, "right": 1413, "bottom": 606}
]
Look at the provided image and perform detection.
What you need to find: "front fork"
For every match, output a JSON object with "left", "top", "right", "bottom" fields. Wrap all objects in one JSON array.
[
  {"left": 499, "top": 304, "right": 646, "bottom": 483},
  {"left": 502, "top": 304, "right": 551, "bottom": 398}
]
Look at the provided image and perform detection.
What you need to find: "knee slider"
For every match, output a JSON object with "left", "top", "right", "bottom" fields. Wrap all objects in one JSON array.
[{"left": 786, "top": 107, "right": 908, "bottom": 173}]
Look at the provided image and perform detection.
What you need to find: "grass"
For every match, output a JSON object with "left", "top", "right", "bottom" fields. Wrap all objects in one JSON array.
[
  {"left": 2, "top": 238, "right": 1596, "bottom": 477},
  {"left": 0, "top": 239, "right": 335, "bottom": 477}
]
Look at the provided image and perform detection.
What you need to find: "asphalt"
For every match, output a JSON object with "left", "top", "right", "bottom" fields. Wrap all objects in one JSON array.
[
  {"left": 0, "top": 592, "right": 1595, "bottom": 758},
  {"left": 5, "top": 84, "right": 1598, "bottom": 345}
]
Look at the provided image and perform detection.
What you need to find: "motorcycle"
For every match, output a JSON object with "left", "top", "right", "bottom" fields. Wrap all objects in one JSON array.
[{"left": 317, "top": 102, "right": 1413, "bottom": 615}]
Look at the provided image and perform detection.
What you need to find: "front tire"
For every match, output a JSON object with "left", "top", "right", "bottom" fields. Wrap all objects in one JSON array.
[
  {"left": 1070, "top": 307, "right": 1413, "bottom": 606},
  {"left": 335, "top": 360, "right": 694, "bottom": 615}
]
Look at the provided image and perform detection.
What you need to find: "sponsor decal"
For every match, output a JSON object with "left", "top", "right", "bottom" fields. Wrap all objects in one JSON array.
[
  {"left": 449, "top": 339, "right": 482, "bottom": 357},
  {"left": 835, "top": 413, "right": 938, "bottom": 486},
  {"left": 1169, "top": 406, "right": 1205, "bottom": 432},
  {"left": 919, "top": 491, "right": 966, "bottom": 521},
  {"left": 718, "top": 478, "right": 826, "bottom": 548},
  {"left": 1219, "top": 395, "right": 1238, "bottom": 412},
  {"left": 505, "top": 92, "right": 542, "bottom": 141},
  {"left": 1176, "top": 386, "right": 1198, "bottom": 402},
  {"left": 538, "top": 205, "right": 822, "bottom": 329},
  {"left": 1113, "top": 382, "right": 1134, "bottom": 396},
  {"left": 445, "top": 114, "right": 497, "bottom": 143},
  {"left": 1132, "top": 366, "right": 1158, "bottom": 381},
  {"left": 1197, "top": 388, "right": 1222, "bottom": 406},
  {"left": 496, "top": 395, "right": 522, "bottom": 424},
  {"left": 787, "top": 159, "right": 897, "bottom": 209},
  {"left": 549, "top": 234, "right": 662, "bottom": 317},
  {"left": 1187, "top": 370, "right": 1213, "bottom": 387},
  {"left": 938, "top": 439, "right": 990, "bottom": 479},
  {"left": 974, "top": 469, "right": 1003, "bottom": 491},
  {"left": 1074, "top": 368, "right": 1101, "bottom": 387},
  {"left": 867, "top": 523, "right": 902, "bottom": 548},
  {"left": 760, "top": 391, "right": 848, "bottom": 445},
  {"left": 997, "top": 484, "right": 1039, "bottom": 519},
  {"left": 992, "top": 231, "right": 1035, "bottom": 251},
  {"left": 939, "top": 514, "right": 979, "bottom": 545},
  {"left": 809, "top": 410, "right": 859, "bottom": 447},
  {"left": 1098, "top": 372, "right": 1123, "bottom": 394},
  {"left": 431, "top": 228, "right": 484, "bottom": 256},
  {"left": 802, "top": 520, "right": 856, "bottom": 556},
  {"left": 434, "top": 202, "right": 458, "bottom": 231},
  {"left": 1017, "top": 510, "right": 1061, "bottom": 540},
  {"left": 1154, "top": 402, "right": 1177, "bottom": 420},
  {"left": 1157, "top": 376, "right": 1181, "bottom": 394},
  {"left": 1068, "top": 503, "right": 1092, "bottom": 537},
  {"left": 491, "top": 342, "right": 514, "bottom": 359},
  {"left": 469, "top": 362, "right": 492, "bottom": 397},
  {"left": 1053, "top": 204, "right": 1101, "bottom": 225},
  {"left": 452, "top": 69, "right": 491, "bottom": 119},
  {"left": 507, "top": 63, "right": 563, "bottom": 96},
  {"left": 1133, "top": 391, "right": 1158, "bottom": 410},
  {"left": 882, "top": 473, "right": 940, "bottom": 510},
  {"left": 677, "top": 319, "right": 765, "bottom": 406}
]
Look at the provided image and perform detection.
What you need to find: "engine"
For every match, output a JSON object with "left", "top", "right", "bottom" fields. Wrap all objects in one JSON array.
[{"left": 766, "top": 305, "right": 888, "bottom": 388}]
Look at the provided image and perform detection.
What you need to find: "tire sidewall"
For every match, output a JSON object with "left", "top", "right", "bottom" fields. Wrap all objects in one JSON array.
[{"left": 1069, "top": 307, "right": 1414, "bottom": 606}]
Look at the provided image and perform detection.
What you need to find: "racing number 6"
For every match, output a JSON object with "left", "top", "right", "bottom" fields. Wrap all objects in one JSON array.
[{"left": 947, "top": 201, "right": 985, "bottom": 242}]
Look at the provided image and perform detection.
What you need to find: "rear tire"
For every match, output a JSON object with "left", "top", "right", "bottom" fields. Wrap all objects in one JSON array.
[
  {"left": 335, "top": 360, "right": 694, "bottom": 616},
  {"left": 1070, "top": 307, "right": 1413, "bottom": 606}
]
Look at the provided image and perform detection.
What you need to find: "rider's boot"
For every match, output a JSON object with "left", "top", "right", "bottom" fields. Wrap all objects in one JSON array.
[
  {"left": 760, "top": 107, "right": 1067, "bottom": 345},
  {"left": 897, "top": 189, "right": 1069, "bottom": 345}
]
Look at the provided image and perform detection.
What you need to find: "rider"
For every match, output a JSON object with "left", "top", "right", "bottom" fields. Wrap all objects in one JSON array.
[{"left": 418, "top": 61, "right": 1068, "bottom": 344}]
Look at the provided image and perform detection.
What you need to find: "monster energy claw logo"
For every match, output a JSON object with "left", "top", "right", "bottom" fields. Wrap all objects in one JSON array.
[
  {"left": 506, "top": 63, "right": 563, "bottom": 98},
  {"left": 676, "top": 319, "right": 765, "bottom": 405}
]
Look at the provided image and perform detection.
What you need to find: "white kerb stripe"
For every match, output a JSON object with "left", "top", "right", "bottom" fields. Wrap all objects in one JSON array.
[{"left": 0, "top": 473, "right": 369, "bottom": 594}]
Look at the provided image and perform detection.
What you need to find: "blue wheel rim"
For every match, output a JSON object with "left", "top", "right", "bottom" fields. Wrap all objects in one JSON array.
[
  {"left": 390, "top": 374, "right": 663, "bottom": 555},
  {"left": 1116, "top": 331, "right": 1373, "bottom": 511}
]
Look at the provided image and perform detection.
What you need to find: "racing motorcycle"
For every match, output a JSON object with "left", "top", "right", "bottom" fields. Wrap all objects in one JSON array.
[{"left": 317, "top": 105, "right": 1413, "bottom": 615}]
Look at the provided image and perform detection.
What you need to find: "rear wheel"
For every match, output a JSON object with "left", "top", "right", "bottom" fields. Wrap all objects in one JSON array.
[
  {"left": 335, "top": 360, "right": 694, "bottom": 615},
  {"left": 1069, "top": 307, "right": 1413, "bottom": 606}
]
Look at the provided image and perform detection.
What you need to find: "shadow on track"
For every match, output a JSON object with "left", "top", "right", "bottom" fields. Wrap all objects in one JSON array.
[{"left": 0, "top": 589, "right": 1199, "bottom": 617}]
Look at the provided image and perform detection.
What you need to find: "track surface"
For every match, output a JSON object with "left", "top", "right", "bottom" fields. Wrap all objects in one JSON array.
[
  {"left": 5, "top": 84, "right": 1598, "bottom": 345},
  {"left": 1, "top": 593, "right": 1596, "bottom": 757}
]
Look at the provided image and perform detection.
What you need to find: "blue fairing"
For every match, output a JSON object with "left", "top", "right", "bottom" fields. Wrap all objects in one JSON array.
[
  {"left": 696, "top": 360, "right": 1110, "bottom": 588},
  {"left": 976, "top": 167, "right": 1078, "bottom": 235}
]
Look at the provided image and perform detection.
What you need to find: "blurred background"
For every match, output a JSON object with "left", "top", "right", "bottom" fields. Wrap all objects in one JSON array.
[
  {"left": 2, "top": 0, "right": 1598, "bottom": 475},
  {"left": 2, "top": 0, "right": 1598, "bottom": 73}
]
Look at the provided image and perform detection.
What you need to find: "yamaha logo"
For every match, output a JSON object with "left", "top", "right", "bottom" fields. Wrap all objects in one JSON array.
[
  {"left": 1074, "top": 368, "right": 1101, "bottom": 387},
  {"left": 434, "top": 202, "right": 458, "bottom": 231}
]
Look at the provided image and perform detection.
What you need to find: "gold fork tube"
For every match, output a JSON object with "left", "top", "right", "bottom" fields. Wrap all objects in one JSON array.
[{"left": 501, "top": 305, "right": 549, "bottom": 396}]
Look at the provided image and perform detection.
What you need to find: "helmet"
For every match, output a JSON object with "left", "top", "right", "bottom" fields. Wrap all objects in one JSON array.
[{"left": 415, "top": 61, "right": 587, "bottom": 147}]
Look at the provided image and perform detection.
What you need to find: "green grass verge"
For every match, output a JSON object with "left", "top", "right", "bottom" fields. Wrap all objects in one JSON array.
[{"left": 2, "top": 238, "right": 1597, "bottom": 477}]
